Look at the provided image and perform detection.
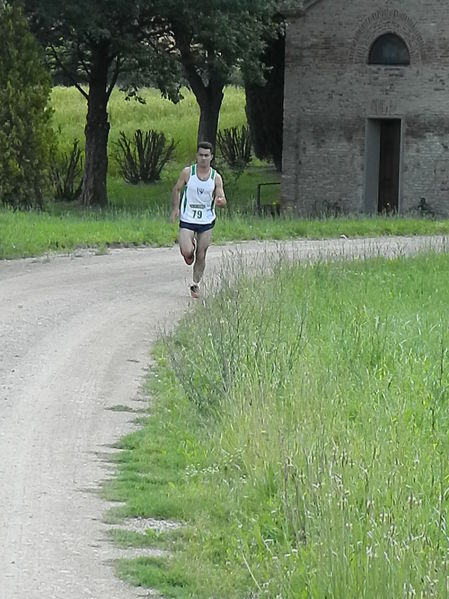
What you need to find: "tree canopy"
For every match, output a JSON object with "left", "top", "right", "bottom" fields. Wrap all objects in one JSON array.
[{"left": 151, "top": 0, "right": 284, "bottom": 148}]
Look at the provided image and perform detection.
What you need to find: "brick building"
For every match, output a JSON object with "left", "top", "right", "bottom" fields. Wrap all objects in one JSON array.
[{"left": 281, "top": 0, "right": 449, "bottom": 216}]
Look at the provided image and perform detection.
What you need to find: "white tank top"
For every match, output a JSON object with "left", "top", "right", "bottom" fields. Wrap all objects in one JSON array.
[{"left": 179, "top": 164, "right": 216, "bottom": 225}]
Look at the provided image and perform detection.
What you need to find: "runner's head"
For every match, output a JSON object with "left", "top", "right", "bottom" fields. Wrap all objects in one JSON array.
[{"left": 196, "top": 141, "right": 214, "bottom": 168}]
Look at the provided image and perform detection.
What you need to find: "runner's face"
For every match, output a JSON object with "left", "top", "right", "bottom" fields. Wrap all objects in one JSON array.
[{"left": 196, "top": 148, "right": 212, "bottom": 168}]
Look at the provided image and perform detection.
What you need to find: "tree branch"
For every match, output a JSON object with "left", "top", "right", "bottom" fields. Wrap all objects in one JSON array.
[
  {"left": 48, "top": 44, "right": 88, "bottom": 99},
  {"left": 106, "top": 53, "right": 121, "bottom": 100},
  {"left": 171, "top": 25, "right": 207, "bottom": 103},
  {"left": 77, "top": 41, "right": 90, "bottom": 79}
]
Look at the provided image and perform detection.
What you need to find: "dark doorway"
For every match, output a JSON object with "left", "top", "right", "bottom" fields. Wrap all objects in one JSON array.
[{"left": 378, "top": 119, "right": 401, "bottom": 213}]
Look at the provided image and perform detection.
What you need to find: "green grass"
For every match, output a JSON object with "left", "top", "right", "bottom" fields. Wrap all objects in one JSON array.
[
  {"left": 3, "top": 204, "right": 449, "bottom": 260},
  {"left": 106, "top": 251, "right": 449, "bottom": 598},
  {"left": 0, "top": 209, "right": 175, "bottom": 259}
]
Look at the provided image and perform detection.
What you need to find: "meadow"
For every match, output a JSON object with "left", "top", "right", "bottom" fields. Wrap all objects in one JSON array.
[{"left": 106, "top": 251, "right": 449, "bottom": 598}]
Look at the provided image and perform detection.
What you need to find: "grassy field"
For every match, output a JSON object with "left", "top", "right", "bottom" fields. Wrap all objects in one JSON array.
[
  {"left": 105, "top": 251, "right": 449, "bottom": 598},
  {"left": 51, "top": 86, "right": 248, "bottom": 172}
]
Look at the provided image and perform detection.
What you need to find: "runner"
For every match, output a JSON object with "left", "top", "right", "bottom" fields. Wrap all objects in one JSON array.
[{"left": 170, "top": 141, "right": 226, "bottom": 298}]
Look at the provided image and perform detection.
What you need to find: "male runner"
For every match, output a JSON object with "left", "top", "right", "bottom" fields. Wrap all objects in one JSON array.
[{"left": 170, "top": 141, "right": 226, "bottom": 298}]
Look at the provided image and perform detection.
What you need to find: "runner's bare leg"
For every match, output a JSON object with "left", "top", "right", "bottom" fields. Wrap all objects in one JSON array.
[
  {"left": 193, "top": 230, "right": 212, "bottom": 284},
  {"left": 178, "top": 228, "right": 195, "bottom": 263}
]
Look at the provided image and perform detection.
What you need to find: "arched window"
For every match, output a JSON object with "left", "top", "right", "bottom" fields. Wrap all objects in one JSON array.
[{"left": 368, "top": 33, "right": 410, "bottom": 65}]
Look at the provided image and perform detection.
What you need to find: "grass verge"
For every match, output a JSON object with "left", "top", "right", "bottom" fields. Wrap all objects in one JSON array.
[
  {"left": 3, "top": 207, "right": 449, "bottom": 260},
  {"left": 105, "top": 250, "right": 449, "bottom": 598}
]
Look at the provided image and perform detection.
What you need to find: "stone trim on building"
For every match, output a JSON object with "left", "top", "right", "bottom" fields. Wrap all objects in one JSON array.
[{"left": 349, "top": 9, "right": 425, "bottom": 64}]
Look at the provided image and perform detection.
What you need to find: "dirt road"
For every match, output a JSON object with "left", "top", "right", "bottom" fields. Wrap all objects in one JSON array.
[{"left": 0, "top": 235, "right": 448, "bottom": 599}]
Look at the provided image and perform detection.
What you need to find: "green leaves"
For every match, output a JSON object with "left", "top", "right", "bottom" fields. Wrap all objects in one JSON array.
[{"left": 0, "top": 3, "right": 53, "bottom": 209}]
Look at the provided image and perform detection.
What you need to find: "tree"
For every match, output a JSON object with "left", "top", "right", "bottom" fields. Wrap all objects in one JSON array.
[
  {"left": 23, "top": 0, "right": 180, "bottom": 207},
  {"left": 245, "top": 27, "right": 285, "bottom": 170},
  {"left": 152, "top": 0, "right": 283, "bottom": 149},
  {"left": 0, "top": 2, "right": 53, "bottom": 209}
]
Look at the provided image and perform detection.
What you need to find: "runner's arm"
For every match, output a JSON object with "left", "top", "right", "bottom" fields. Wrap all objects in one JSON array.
[
  {"left": 214, "top": 173, "right": 226, "bottom": 207},
  {"left": 170, "top": 167, "right": 189, "bottom": 223}
]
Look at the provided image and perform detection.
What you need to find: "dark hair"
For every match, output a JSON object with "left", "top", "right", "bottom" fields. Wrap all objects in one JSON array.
[{"left": 197, "top": 141, "right": 214, "bottom": 153}]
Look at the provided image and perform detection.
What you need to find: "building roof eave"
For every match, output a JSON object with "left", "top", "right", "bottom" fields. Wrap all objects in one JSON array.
[
  {"left": 304, "top": 0, "right": 326, "bottom": 10},
  {"left": 280, "top": 0, "right": 325, "bottom": 19},
  {"left": 279, "top": 1, "right": 305, "bottom": 18}
]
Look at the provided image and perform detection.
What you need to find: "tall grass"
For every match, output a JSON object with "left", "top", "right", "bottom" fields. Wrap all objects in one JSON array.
[
  {"left": 110, "top": 251, "right": 449, "bottom": 597},
  {"left": 50, "top": 86, "right": 247, "bottom": 175}
]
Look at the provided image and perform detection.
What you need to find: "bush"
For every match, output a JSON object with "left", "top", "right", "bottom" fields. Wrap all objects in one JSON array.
[
  {"left": 216, "top": 125, "right": 252, "bottom": 173},
  {"left": 0, "top": 3, "right": 54, "bottom": 210},
  {"left": 50, "top": 139, "right": 83, "bottom": 201},
  {"left": 114, "top": 129, "right": 176, "bottom": 184}
]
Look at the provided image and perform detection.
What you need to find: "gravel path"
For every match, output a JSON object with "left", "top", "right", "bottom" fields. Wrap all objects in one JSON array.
[{"left": 0, "top": 235, "right": 448, "bottom": 599}]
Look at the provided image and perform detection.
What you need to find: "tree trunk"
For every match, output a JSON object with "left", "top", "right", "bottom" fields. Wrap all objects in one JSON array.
[
  {"left": 173, "top": 25, "right": 225, "bottom": 151},
  {"left": 195, "top": 79, "right": 224, "bottom": 149},
  {"left": 80, "top": 43, "right": 110, "bottom": 207}
]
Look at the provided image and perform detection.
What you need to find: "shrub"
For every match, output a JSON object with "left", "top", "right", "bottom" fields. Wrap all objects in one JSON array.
[
  {"left": 417, "top": 197, "right": 435, "bottom": 218},
  {"left": 0, "top": 3, "right": 54, "bottom": 210},
  {"left": 216, "top": 124, "right": 252, "bottom": 173},
  {"left": 114, "top": 129, "right": 176, "bottom": 184},
  {"left": 50, "top": 139, "right": 83, "bottom": 201}
]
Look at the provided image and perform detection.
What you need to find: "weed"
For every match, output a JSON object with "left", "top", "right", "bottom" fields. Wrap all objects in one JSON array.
[
  {"left": 50, "top": 139, "right": 83, "bottom": 201},
  {"left": 114, "top": 130, "right": 177, "bottom": 184},
  {"left": 216, "top": 124, "right": 252, "bottom": 173}
]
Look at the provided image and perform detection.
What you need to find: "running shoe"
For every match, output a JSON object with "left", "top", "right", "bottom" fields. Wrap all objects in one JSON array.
[{"left": 190, "top": 283, "right": 200, "bottom": 299}]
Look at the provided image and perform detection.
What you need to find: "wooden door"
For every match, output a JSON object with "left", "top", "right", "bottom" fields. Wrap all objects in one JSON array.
[{"left": 378, "top": 119, "right": 401, "bottom": 213}]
